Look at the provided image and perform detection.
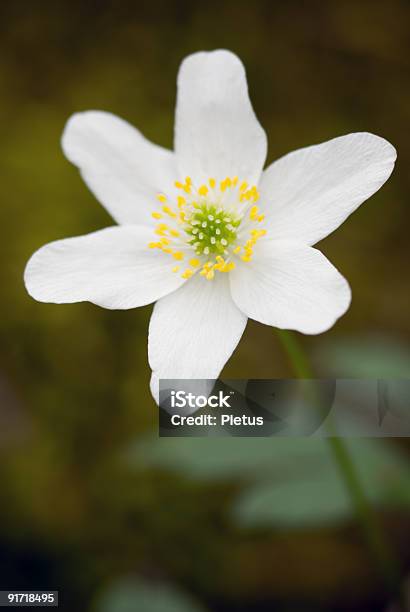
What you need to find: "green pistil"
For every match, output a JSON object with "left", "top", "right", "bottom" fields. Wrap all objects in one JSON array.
[{"left": 185, "top": 204, "right": 241, "bottom": 255}]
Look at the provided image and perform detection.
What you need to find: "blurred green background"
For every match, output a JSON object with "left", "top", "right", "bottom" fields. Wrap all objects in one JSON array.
[{"left": 0, "top": 1, "right": 409, "bottom": 610}]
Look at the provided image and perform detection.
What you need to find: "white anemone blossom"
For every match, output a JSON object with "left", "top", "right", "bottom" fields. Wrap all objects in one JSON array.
[{"left": 25, "top": 50, "right": 396, "bottom": 400}]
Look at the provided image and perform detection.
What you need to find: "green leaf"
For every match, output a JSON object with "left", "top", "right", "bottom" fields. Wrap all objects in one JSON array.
[
  {"left": 233, "top": 476, "right": 351, "bottom": 527},
  {"left": 232, "top": 439, "right": 410, "bottom": 528}
]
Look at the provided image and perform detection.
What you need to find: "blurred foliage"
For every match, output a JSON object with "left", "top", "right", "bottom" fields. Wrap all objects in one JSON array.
[
  {"left": 0, "top": 0, "right": 409, "bottom": 611},
  {"left": 94, "top": 577, "right": 207, "bottom": 612},
  {"left": 128, "top": 437, "right": 410, "bottom": 527},
  {"left": 316, "top": 335, "right": 410, "bottom": 378}
]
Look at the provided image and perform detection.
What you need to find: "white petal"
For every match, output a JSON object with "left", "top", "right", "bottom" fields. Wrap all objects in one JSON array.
[
  {"left": 62, "top": 111, "right": 177, "bottom": 225},
  {"left": 148, "top": 273, "right": 247, "bottom": 380},
  {"left": 230, "top": 240, "right": 351, "bottom": 335},
  {"left": 261, "top": 133, "right": 396, "bottom": 245},
  {"left": 25, "top": 226, "right": 185, "bottom": 309},
  {"left": 150, "top": 372, "right": 160, "bottom": 405},
  {"left": 174, "top": 50, "right": 267, "bottom": 184}
]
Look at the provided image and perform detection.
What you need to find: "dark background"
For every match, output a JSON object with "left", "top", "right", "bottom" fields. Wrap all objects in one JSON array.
[{"left": 0, "top": 1, "right": 409, "bottom": 611}]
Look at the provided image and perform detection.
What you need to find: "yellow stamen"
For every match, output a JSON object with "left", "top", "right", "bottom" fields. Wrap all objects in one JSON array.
[
  {"left": 250, "top": 187, "right": 260, "bottom": 202},
  {"left": 172, "top": 266, "right": 180, "bottom": 273},
  {"left": 162, "top": 206, "right": 177, "bottom": 218},
  {"left": 152, "top": 212, "right": 162, "bottom": 220},
  {"left": 198, "top": 185, "right": 208, "bottom": 196},
  {"left": 214, "top": 256, "right": 225, "bottom": 271},
  {"left": 250, "top": 205, "right": 259, "bottom": 220},
  {"left": 172, "top": 251, "right": 184, "bottom": 261},
  {"left": 189, "top": 258, "right": 200, "bottom": 268},
  {"left": 155, "top": 223, "right": 169, "bottom": 236},
  {"left": 209, "top": 178, "right": 216, "bottom": 188},
  {"left": 182, "top": 269, "right": 194, "bottom": 279},
  {"left": 157, "top": 194, "right": 167, "bottom": 203},
  {"left": 225, "top": 262, "right": 236, "bottom": 272},
  {"left": 200, "top": 262, "right": 213, "bottom": 276},
  {"left": 169, "top": 229, "right": 180, "bottom": 237}
]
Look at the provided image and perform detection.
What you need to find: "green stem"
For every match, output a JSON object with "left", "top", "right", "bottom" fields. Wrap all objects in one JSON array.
[{"left": 276, "top": 329, "right": 403, "bottom": 604}]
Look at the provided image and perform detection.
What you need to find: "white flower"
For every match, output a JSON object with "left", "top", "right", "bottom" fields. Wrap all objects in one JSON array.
[{"left": 24, "top": 50, "right": 396, "bottom": 400}]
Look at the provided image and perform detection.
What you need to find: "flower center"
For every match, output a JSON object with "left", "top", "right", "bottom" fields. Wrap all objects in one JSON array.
[
  {"left": 148, "top": 176, "right": 267, "bottom": 280},
  {"left": 185, "top": 204, "right": 241, "bottom": 256}
]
